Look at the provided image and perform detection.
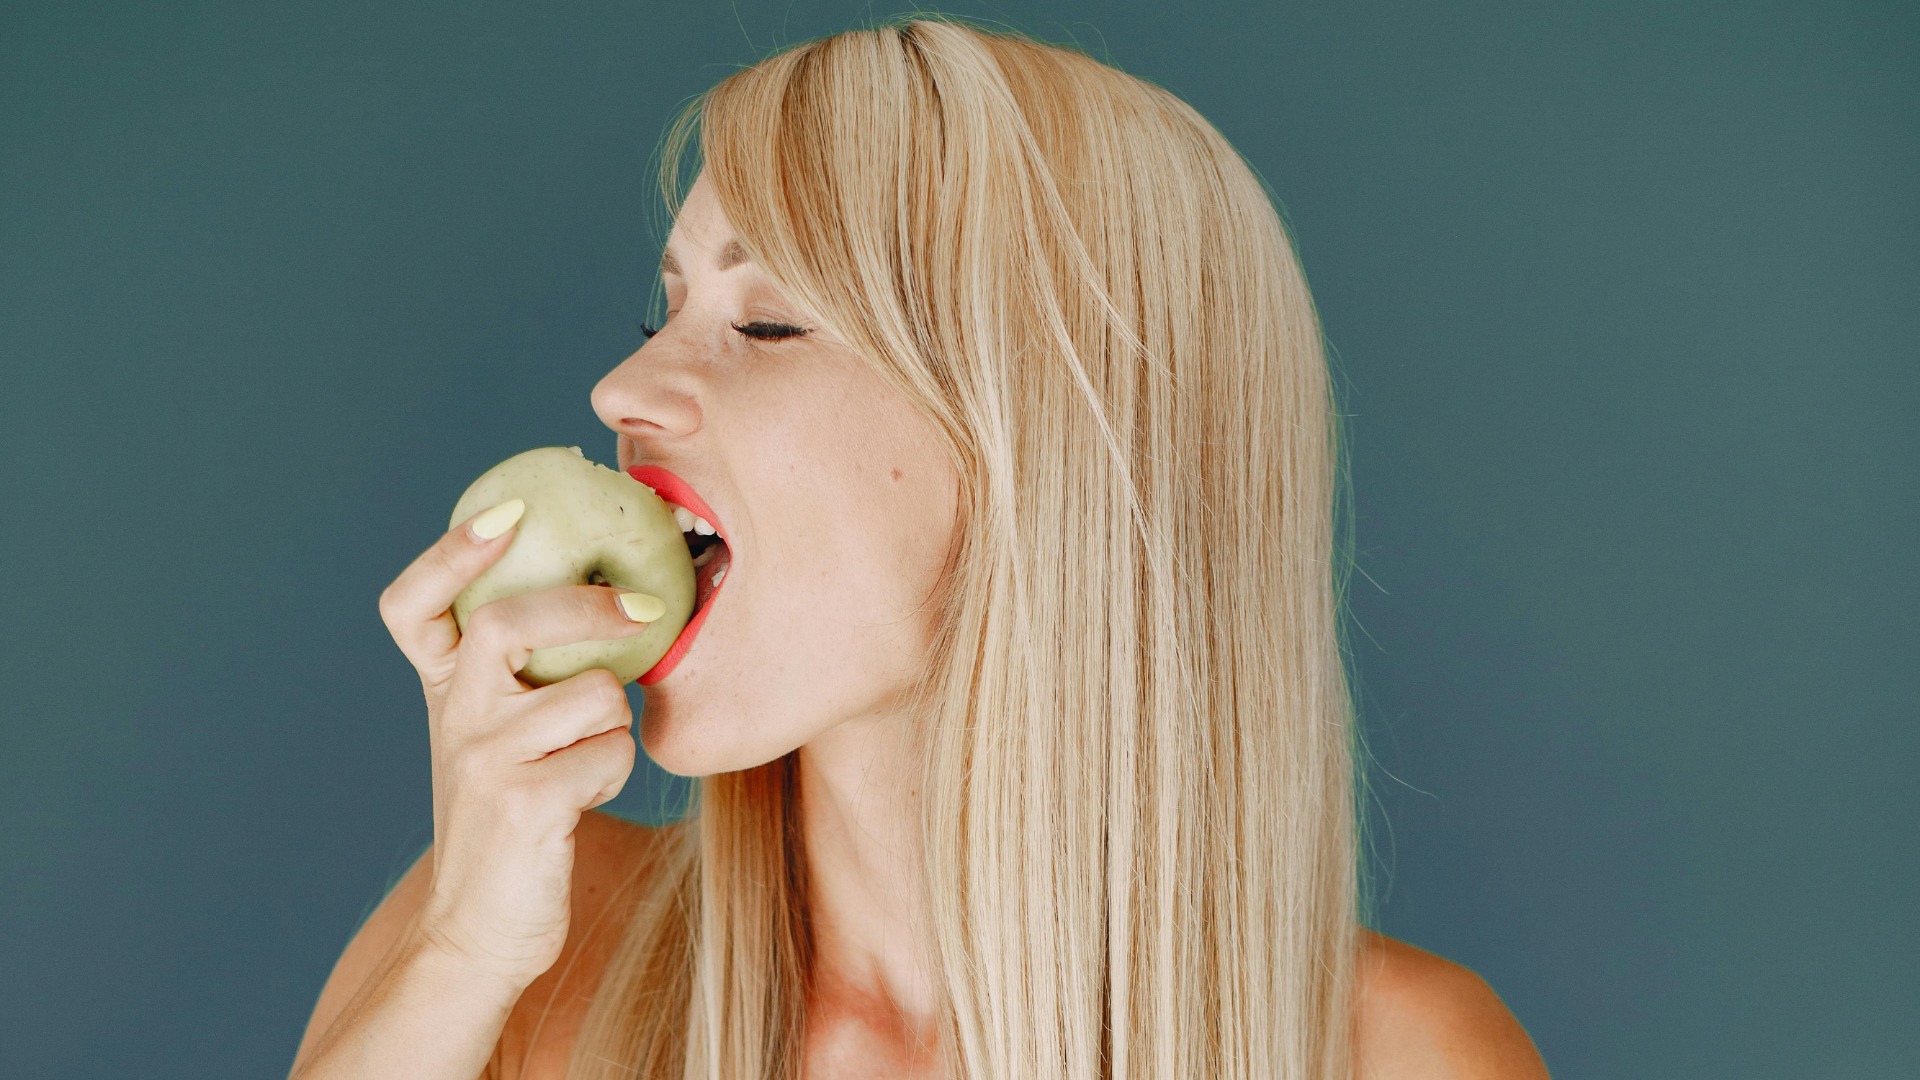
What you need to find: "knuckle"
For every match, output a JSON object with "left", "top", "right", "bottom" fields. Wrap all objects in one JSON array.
[
  {"left": 579, "top": 725, "right": 634, "bottom": 771},
  {"left": 555, "top": 667, "right": 615, "bottom": 710},
  {"left": 376, "top": 584, "right": 405, "bottom": 626},
  {"left": 464, "top": 600, "right": 510, "bottom": 645},
  {"left": 583, "top": 684, "right": 631, "bottom": 728},
  {"left": 604, "top": 728, "right": 637, "bottom": 762},
  {"left": 586, "top": 714, "right": 630, "bottom": 743},
  {"left": 587, "top": 669, "right": 629, "bottom": 710},
  {"left": 587, "top": 738, "right": 637, "bottom": 799},
  {"left": 606, "top": 694, "right": 635, "bottom": 730}
]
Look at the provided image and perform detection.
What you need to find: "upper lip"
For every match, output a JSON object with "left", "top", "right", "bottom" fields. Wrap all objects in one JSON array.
[{"left": 625, "top": 465, "right": 728, "bottom": 543}]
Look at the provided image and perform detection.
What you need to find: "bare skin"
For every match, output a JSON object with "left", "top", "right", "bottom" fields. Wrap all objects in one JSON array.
[
  {"left": 291, "top": 168, "right": 1548, "bottom": 1078},
  {"left": 506, "top": 817, "right": 1550, "bottom": 1080},
  {"left": 589, "top": 172, "right": 956, "bottom": 1076},
  {"left": 578, "top": 173, "right": 1549, "bottom": 1079}
]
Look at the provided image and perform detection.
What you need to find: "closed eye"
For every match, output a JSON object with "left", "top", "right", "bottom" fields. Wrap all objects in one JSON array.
[
  {"left": 636, "top": 319, "right": 811, "bottom": 342},
  {"left": 732, "top": 320, "right": 811, "bottom": 342}
]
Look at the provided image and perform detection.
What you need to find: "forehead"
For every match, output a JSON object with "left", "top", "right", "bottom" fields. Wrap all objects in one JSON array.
[{"left": 660, "top": 175, "right": 747, "bottom": 275}]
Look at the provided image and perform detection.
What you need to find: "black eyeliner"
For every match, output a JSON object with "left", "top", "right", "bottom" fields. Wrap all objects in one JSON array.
[
  {"left": 635, "top": 319, "right": 811, "bottom": 342},
  {"left": 732, "top": 320, "right": 810, "bottom": 341}
]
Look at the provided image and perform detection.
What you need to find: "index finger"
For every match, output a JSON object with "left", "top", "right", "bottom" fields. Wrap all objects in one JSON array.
[{"left": 378, "top": 499, "right": 526, "bottom": 688}]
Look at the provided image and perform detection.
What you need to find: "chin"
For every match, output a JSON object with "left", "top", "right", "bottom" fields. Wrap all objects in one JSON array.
[
  {"left": 636, "top": 708, "right": 721, "bottom": 777},
  {"left": 637, "top": 694, "right": 794, "bottom": 778}
]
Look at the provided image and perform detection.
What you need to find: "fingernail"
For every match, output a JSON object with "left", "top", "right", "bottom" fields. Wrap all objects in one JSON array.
[
  {"left": 618, "top": 591, "right": 666, "bottom": 623},
  {"left": 470, "top": 498, "right": 526, "bottom": 541}
]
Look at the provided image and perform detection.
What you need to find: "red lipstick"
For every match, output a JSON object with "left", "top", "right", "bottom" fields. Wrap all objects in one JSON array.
[{"left": 626, "top": 464, "right": 731, "bottom": 684}]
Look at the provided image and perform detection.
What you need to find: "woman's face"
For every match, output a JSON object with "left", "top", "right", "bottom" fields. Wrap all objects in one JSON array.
[{"left": 591, "top": 173, "right": 959, "bottom": 777}]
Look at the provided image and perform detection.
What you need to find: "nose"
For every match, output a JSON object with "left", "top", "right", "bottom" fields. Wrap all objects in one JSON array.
[{"left": 590, "top": 344, "right": 703, "bottom": 445}]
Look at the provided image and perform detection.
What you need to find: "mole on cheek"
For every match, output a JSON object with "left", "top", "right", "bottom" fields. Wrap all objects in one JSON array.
[{"left": 891, "top": 468, "right": 903, "bottom": 481}]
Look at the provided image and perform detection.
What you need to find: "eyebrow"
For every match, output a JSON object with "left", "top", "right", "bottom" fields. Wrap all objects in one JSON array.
[{"left": 660, "top": 238, "right": 750, "bottom": 277}]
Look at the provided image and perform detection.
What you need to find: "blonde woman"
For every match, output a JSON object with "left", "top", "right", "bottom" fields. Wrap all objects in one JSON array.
[{"left": 289, "top": 15, "right": 1549, "bottom": 1080}]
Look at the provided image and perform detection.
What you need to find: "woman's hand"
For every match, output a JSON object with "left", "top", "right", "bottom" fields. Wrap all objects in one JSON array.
[{"left": 376, "top": 498, "right": 663, "bottom": 990}]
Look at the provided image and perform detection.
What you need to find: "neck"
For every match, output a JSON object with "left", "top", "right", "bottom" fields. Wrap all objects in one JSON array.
[{"left": 794, "top": 710, "right": 941, "bottom": 1040}]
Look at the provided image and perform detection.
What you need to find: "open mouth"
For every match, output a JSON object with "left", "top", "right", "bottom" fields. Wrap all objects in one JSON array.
[
  {"left": 626, "top": 464, "right": 732, "bottom": 683},
  {"left": 683, "top": 511, "right": 732, "bottom": 614}
]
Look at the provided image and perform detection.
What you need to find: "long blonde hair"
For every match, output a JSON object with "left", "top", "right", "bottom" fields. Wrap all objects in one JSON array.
[{"left": 545, "top": 13, "right": 1375, "bottom": 1079}]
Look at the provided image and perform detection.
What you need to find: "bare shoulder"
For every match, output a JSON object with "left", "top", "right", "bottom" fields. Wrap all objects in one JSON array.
[
  {"left": 1355, "top": 928, "right": 1552, "bottom": 1080},
  {"left": 505, "top": 810, "right": 668, "bottom": 1080}
]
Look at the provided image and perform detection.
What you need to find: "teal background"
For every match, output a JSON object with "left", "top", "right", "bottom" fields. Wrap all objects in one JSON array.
[{"left": 3, "top": 2, "right": 1913, "bottom": 1076}]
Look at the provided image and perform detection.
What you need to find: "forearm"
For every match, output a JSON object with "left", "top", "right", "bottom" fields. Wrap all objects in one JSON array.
[{"left": 289, "top": 925, "right": 523, "bottom": 1080}]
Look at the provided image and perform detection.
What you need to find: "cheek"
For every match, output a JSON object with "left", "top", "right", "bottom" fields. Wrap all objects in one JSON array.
[
  {"left": 758, "top": 497, "right": 925, "bottom": 651},
  {"left": 813, "top": 520, "right": 895, "bottom": 614},
  {"left": 745, "top": 381, "right": 955, "bottom": 634}
]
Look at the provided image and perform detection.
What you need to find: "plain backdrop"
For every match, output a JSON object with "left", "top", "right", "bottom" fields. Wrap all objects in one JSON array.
[{"left": 2, "top": 2, "right": 1913, "bottom": 1077}]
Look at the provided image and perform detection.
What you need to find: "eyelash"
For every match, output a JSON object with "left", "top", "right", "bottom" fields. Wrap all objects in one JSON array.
[{"left": 637, "top": 319, "right": 810, "bottom": 342}]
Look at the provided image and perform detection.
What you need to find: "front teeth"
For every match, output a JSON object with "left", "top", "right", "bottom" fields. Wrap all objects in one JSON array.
[{"left": 671, "top": 506, "right": 718, "bottom": 536}]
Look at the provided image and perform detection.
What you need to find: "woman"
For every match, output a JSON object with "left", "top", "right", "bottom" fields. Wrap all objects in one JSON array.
[{"left": 290, "top": 15, "right": 1549, "bottom": 1080}]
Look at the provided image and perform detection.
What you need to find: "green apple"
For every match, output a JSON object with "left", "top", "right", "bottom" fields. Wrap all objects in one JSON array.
[{"left": 447, "top": 445, "right": 696, "bottom": 687}]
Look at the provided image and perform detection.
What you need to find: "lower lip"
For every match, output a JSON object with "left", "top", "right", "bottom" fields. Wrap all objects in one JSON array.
[{"left": 636, "top": 541, "right": 729, "bottom": 685}]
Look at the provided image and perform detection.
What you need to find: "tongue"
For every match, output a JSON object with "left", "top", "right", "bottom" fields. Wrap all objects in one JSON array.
[{"left": 694, "top": 543, "right": 730, "bottom": 610}]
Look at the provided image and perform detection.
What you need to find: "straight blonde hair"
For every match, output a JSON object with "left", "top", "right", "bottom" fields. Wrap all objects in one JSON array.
[{"left": 530, "top": 13, "right": 1375, "bottom": 1079}]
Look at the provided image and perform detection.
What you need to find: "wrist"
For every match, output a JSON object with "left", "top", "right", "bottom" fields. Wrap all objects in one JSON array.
[{"left": 405, "top": 921, "right": 535, "bottom": 1001}]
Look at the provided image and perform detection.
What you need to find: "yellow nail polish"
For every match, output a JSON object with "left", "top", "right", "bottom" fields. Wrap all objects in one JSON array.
[
  {"left": 470, "top": 498, "right": 526, "bottom": 540},
  {"left": 618, "top": 592, "right": 665, "bottom": 622}
]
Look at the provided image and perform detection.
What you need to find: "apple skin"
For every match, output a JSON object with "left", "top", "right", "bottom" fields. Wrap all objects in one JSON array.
[{"left": 446, "top": 445, "right": 696, "bottom": 687}]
